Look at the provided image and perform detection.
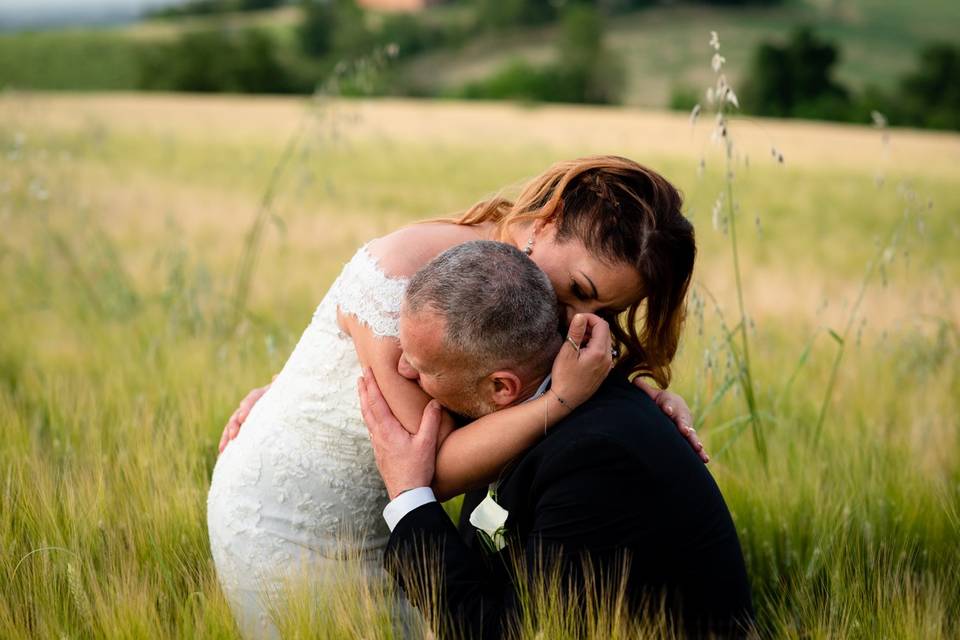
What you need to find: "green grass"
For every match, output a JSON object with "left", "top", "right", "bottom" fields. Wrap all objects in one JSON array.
[{"left": 1, "top": 93, "right": 958, "bottom": 637}]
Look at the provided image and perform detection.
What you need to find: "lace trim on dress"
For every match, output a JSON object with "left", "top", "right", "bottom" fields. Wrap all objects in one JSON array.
[{"left": 332, "top": 244, "right": 409, "bottom": 339}]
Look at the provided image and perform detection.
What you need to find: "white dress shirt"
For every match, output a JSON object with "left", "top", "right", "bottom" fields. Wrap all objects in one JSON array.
[{"left": 381, "top": 374, "right": 553, "bottom": 531}]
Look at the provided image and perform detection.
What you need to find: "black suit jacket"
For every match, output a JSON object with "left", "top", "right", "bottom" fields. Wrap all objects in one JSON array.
[{"left": 385, "top": 375, "right": 754, "bottom": 639}]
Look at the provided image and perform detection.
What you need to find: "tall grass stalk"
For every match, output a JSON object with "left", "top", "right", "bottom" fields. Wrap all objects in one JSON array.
[
  {"left": 222, "top": 47, "right": 398, "bottom": 338},
  {"left": 695, "top": 32, "right": 767, "bottom": 465},
  {"left": 722, "top": 158, "right": 767, "bottom": 464},
  {"left": 223, "top": 116, "right": 308, "bottom": 336},
  {"left": 812, "top": 124, "right": 918, "bottom": 446}
]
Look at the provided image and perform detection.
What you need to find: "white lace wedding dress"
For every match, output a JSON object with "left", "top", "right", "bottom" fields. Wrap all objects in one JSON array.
[{"left": 207, "top": 244, "right": 409, "bottom": 638}]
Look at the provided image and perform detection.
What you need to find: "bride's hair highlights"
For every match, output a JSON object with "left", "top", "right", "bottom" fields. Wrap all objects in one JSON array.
[{"left": 444, "top": 155, "right": 695, "bottom": 388}]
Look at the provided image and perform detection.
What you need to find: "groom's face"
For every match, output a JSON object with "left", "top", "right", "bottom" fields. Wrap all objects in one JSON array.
[{"left": 397, "top": 307, "right": 496, "bottom": 419}]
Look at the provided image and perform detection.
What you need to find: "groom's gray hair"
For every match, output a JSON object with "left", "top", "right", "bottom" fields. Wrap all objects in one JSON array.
[{"left": 405, "top": 240, "right": 562, "bottom": 377}]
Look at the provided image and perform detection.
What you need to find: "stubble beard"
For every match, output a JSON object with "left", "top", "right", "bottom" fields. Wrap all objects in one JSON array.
[{"left": 444, "top": 379, "right": 497, "bottom": 420}]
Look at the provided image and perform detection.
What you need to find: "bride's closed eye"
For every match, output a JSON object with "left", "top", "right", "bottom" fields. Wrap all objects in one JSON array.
[{"left": 570, "top": 280, "right": 590, "bottom": 301}]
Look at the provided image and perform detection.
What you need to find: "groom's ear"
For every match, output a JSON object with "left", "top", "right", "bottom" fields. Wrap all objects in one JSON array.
[{"left": 487, "top": 371, "right": 522, "bottom": 408}]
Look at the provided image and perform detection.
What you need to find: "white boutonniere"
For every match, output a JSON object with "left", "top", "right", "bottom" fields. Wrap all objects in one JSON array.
[{"left": 469, "top": 487, "right": 509, "bottom": 553}]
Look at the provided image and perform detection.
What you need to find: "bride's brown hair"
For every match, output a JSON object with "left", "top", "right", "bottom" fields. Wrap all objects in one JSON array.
[{"left": 436, "top": 155, "right": 695, "bottom": 388}]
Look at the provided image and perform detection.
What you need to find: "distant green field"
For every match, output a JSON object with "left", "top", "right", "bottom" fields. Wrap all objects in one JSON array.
[
  {"left": 1, "top": 0, "right": 958, "bottom": 108},
  {"left": 0, "top": 30, "right": 141, "bottom": 90}
]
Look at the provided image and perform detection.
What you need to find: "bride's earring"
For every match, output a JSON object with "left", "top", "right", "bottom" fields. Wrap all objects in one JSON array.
[{"left": 523, "top": 237, "right": 534, "bottom": 255}]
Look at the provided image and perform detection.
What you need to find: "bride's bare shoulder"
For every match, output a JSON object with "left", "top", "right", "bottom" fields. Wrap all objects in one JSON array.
[{"left": 366, "top": 223, "right": 483, "bottom": 278}]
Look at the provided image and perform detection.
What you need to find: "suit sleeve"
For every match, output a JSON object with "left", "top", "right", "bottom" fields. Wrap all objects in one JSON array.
[
  {"left": 385, "top": 501, "right": 515, "bottom": 640},
  {"left": 385, "top": 435, "right": 652, "bottom": 640}
]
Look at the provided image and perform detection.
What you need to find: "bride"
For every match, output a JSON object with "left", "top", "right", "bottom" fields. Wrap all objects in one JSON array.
[{"left": 207, "top": 155, "right": 703, "bottom": 637}]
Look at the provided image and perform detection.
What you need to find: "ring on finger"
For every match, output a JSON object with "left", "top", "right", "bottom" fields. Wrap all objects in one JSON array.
[{"left": 565, "top": 335, "right": 580, "bottom": 353}]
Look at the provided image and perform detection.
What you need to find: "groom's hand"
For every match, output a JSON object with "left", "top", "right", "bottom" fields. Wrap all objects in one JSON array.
[
  {"left": 359, "top": 367, "right": 442, "bottom": 500},
  {"left": 218, "top": 379, "right": 273, "bottom": 454}
]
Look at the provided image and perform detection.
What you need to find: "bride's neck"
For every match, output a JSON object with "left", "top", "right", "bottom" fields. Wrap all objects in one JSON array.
[
  {"left": 448, "top": 220, "right": 527, "bottom": 251},
  {"left": 484, "top": 220, "right": 530, "bottom": 249},
  {"left": 462, "top": 221, "right": 505, "bottom": 244}
]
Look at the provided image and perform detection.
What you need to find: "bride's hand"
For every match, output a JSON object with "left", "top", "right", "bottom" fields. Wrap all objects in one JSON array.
[
  {"left": 550, "top": 313, "right": 614, "bottom": 410},
  {"left": 218, "top": 380, "right": 272, "bottom": 454},
  {"left": 633, "top": 378, "right": 708, "bottom": 464}
]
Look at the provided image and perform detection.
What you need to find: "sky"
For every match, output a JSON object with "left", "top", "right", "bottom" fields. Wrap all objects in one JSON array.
[{"left": 0, "top": 0, "right": 188, "bottom": 30}]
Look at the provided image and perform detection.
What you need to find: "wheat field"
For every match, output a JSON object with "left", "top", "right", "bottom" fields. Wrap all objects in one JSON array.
[{"left": 1, "top": 92, "right": 958, "bottom": 638}]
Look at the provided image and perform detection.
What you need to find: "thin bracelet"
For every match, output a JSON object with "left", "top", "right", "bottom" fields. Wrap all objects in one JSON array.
[
  {"left": 543, "top": 388, "right": 570, "bottom": 436},
  {"left": 549, "top": 388, "right": 569, "bottom": 410},
  {"left": 543, "top": 394, "right": 548, "bottom": 436}
]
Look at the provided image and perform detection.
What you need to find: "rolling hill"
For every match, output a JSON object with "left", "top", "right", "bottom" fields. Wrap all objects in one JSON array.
[{"left": 0, "top": 0, "right": 957, "bottom": 109}]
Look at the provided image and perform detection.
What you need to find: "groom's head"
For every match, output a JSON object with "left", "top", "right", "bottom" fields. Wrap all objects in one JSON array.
[{"left": 398, "top": 241, "right": 563, "bottom": 418}]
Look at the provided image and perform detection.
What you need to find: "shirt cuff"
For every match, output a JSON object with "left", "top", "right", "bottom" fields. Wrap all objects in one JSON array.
[{"left": 383, "top": 487, "right": 437, "bottom": 532}]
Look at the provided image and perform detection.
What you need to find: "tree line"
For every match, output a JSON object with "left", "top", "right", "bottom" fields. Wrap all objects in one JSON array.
[
  {"left": 3, "top": 0, "right": 955, "bottom": 131},
  {"left": 140, "top": 1, "right": 958, "bottom": 130},
  {"left": 736, "top": 27, "right": 958, "bottom": 131}
]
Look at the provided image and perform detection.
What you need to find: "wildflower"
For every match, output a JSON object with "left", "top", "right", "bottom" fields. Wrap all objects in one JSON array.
[
  {"left": 689, "top": 103, "right": 702, "bottom": 127},
  {"left": 711, "top": 53, "right": 726, "bottom": 73},
  {"left": 709, "top": 31, "right": 720, "bottom": 50},
  {"left": 711, "top": 112, "right": 727, "bottom": 144},
  {"left": 712, "top": 193, "right": 725, "bottom": 231},
  {"left": 771, "top": 146, "right": 784, "bottom": 164},
  {"left": 726, "top": 87, "right": 740, "bottom": 108},
  {"left": 385, "top": 43, "right": 400, "bottom": 59},
  {"left": 870, "top": 110, "right": 887, "bottom": 128}
]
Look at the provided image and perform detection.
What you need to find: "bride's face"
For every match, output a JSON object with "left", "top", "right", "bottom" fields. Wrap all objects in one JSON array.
[{"left": 527, "top": 223, "right": 642, "bottom": 327}]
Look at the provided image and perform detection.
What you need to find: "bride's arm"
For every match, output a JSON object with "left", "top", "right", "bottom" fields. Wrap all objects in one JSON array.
[
  {"left": 430, "top": 314, "right": 611, "bottom": 500},
  {"left": 218, "top": 227, "right": 466, "bottom": 453},
  {"left": 430, "top": 313, "right": 613, "bottom": 501},
  {"left": 350, "top": 311, "right": 612, "bottom": 502},
  {"left": 431, "top": 394, "right": 569, "bottom": 501},
  {"left": 341, "top": 310, "right": 457, "bottom": 445}
]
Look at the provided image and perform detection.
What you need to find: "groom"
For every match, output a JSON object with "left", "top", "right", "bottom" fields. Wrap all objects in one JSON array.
[{"left": 359, "top": 241, "right": 753, "bottom": 639}]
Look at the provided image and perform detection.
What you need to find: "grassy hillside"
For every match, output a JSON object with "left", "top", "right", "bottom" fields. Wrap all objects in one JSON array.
[
  {"left": 0, "top": 6, "right": 306, "bottom": 92},
  {"left": 0, "top": 0, "right": 958, "bottom": 108},
  {"left": 1, "top": 92, "right": 958, "bottom": 637},
  {"left": 399, "top": 0, "right": 960, "bottom": 107},
  {"left": 0, "top": 30, "right": 142, "bottom": 91}
]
